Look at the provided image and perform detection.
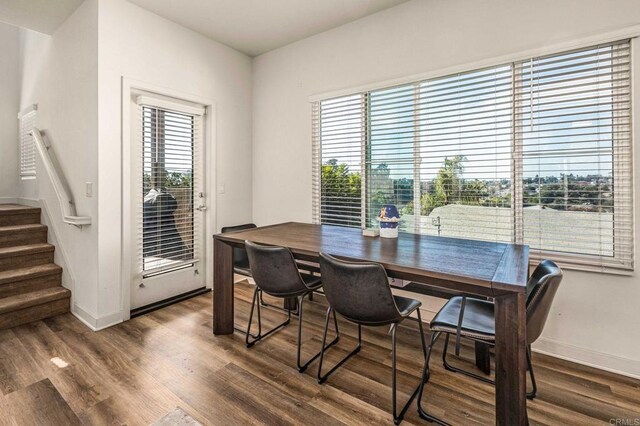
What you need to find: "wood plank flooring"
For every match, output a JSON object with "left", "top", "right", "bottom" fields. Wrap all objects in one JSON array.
[{"left": 0, "top": 280, "right": 638, "bottom": 425}]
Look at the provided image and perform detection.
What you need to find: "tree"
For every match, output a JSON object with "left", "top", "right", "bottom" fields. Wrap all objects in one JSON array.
[
  {"left": 321, "top": 159, "right": 361, "bottom": 226},
  {"left": 435, "top": 155, "right": 466, "bottom": 204}
]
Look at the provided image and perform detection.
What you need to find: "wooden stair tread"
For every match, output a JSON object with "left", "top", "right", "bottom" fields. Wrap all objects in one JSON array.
[
  {"left": 0, "top": 243, "right": 54, "bottom": 259},
  {"left": 0, "top": 287, "right": 70, "bottom": 315},
  {"left": 0, "top": 205, "right": 41, "bottom": 215},
  {"left": 0, "top": 224, "right": 47, "bottom": 233},
  {"left": 0, "top": 264, "right": 62, "bottom": 286}
]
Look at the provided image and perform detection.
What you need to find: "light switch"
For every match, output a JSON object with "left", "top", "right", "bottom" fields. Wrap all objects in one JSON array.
[
  {"left": 218, "top": 183, "right": 225, "bottom": 194},
  {"left": 86, "top": 182, "right": 93, "bottom": 197}
]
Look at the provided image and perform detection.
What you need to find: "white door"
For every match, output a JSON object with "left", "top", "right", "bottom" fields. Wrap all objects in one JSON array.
[{"left": 131, "top": 95, "right": 206, "bottom": 309}]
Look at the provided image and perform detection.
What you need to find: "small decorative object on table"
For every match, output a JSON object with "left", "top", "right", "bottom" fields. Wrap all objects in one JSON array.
[{"left": 376, "top": 204, "right": 400, "bottom": 238}]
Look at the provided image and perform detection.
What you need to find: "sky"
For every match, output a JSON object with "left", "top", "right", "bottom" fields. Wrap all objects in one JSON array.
[{"left": 320, "top": 43, "right": 627, "bottom": 182}]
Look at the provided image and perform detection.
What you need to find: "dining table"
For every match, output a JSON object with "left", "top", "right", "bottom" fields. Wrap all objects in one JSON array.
[{"left": 213, "top": 222, "right": 529, "bottom": 425}]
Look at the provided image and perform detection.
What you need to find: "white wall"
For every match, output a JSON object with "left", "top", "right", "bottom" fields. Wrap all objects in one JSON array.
[
  {"left": 96, "top": 0, "right": 253, "bottom": 323},
  {"left": 17, "top": 0, "right": 100, "bottom": 320},
  {"left": 252, "top": 0, "right": 640, "bottom": 376},
  {"left": 0, "top": 23, "right": 19, "bottom": 200}
]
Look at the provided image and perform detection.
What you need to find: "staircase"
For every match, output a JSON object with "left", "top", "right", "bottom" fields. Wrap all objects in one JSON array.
[{"left": 0, "top": 204, "right": 70, "bottom": 329}]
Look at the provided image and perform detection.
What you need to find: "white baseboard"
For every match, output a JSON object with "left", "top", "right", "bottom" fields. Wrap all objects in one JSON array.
[
  {"left": 72, "top": 304, "right": 123, "bottom": 331},
  {"left": 534, "top": 337, "right": 640, "bottom": 380},
  {"left": 0, "top": 197, "right": 18, "bottom": 204},
  {"left": 16, "top": 197, "right": 38, "bottom": 207}
]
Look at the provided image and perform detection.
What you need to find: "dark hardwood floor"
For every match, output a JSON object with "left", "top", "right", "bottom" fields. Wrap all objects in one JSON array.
[{"left": 0, "top": 280, "right": 638, "bottom": 425}]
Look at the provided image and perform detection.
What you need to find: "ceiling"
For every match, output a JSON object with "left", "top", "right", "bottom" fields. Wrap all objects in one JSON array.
[
  {"left": 127, "top": 0, "right": 410, "bottom": 56},
  {"left": 0, "top": 0, "right": 83, "bottom": 34}
]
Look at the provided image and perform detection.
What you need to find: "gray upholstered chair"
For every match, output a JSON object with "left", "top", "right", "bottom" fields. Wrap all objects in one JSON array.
[
  {"left": 221, "top": 223, "right": 257, "bottom": 276},
  {"left": 244, "top": 241, "right": 339, "bottom": 372},
  {"left": 417, "top": 260, "right": 563, "bottom": 423},
  {"left": 318, "top": 253, "right": 427, "bottom": 425}
]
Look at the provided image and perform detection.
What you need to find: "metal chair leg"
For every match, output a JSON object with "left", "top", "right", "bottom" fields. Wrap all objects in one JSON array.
[
  {"left": 527, "top": 345, "right": 537, "bottom": 400},
  {"left": 245, "top": 287, "right": 291, "bottom": 348},
  {"left": 416, "top": 331, "right": 448, "bottom": 425},
  {"left": 317, "top": 308, "right": 361, "bottom": 384},
  {"left": 442, "top": 333, "right": 495, "bottom": 384},
  {"left": 296, "top": 293, "right": 340, "bottom": 373},
  {"left": 390, "top": 309, "right": 429, "bottom": 424}
]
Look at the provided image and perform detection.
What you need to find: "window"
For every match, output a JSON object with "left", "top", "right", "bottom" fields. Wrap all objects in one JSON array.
[
  {"left": 312, "top": 94, "right": 365, "bottom": 228},
  {"left": 312, "top": 40, "right": 633, "bottom": 272},
  {"left": 138, "top": 98, "right": 203, "bottom": 275},
  {"left": 18, "top": 105, "right": 37, "bottom": 179}
]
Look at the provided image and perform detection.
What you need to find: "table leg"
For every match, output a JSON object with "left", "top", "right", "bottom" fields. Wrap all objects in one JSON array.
[
  {"left": 475, "top": 341, "right": 491, "bottom": 375},
  {"left": 283, "top": 296, "right": 298, "bottom": 312},
  {"left": 213, "top": 238, "right": 234, "bottom": 335},
  {"left": 494, "top": 292, "right": 527, "bottom": 425}
]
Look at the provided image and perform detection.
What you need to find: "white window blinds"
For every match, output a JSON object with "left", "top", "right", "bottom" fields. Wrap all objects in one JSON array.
[
  {"left": 417, "top": 65, "right": 513, "bottom": 241},
  {"left": 18, "top": 106, "right": 37, "bottom": 179},
  {"left": 137, "top": 100, "right": 203, "bottom": 275},
  {"left": 312, "top": 94, "right": 365, "bottom": 228},
  {"left": 515, "top": 40, "right": 632, "bottom": 270},
  {"left": 312, "top": 39, "right": 634, "bottom": 272}
]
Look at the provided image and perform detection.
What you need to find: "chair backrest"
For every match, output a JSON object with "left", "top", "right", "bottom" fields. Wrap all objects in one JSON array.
[
  {"left": 319, "top": 253, "right": 401, "bottom": 325},
  {"left": 526, "top": 260, "right": 563, "bottom": 344},
  {"left": 221, "top": 224, "right": 256, "bottom": 268},
  {"left": 245, "top": 241, "right": 308, "bottom": 297}
]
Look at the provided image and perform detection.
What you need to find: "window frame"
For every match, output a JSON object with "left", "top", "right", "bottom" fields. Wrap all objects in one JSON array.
[{"left": 312, "top": 40, "right": 634, "bottom": 274}]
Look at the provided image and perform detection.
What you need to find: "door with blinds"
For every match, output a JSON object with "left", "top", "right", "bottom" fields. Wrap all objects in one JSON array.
[{"left": 131, "top": 95, "right": 206, "bottom": 309}]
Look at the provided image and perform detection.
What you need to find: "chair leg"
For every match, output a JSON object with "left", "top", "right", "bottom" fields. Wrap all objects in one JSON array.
[
  {"left": 296, "top": 293, "right": 340, "bottom": 373},
  {"left": 527, "top": 345, "right": 537, "bottom": 400},
  {"left": 245, "top": 287, "right": 291, "bottom": 348},
  {"left": 442, "top": 333, "right": 495, "bottom": 384},
  {"left": 317, "top": 308, "right": 361, "bottom": 384},
  {"left": 393, "top": 309, "right": 445, "bottom": 425},
  {"left": 417, "top": 331, "right": 448, "bottom": 425}
]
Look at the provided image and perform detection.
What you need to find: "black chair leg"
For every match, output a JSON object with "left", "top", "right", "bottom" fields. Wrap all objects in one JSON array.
[
  {"left": 389, "top": 308, "right": 430, "bottom": 425},
  {"left": 317, "top": 307, "right": 361, "bottom": 384},
  {"left": 417, "top": 331, "right": 448, "bottom": 425},
  {"left": 296, "top": 293, "right": 340, "bottom": 373},
  {"left": 442, "top": 333, "right": 495, "bottom": 384},
  {"left": 245, "top": 287, "right": 291, "bottom": 348},
  {"left": 527, "top": 345, "right": 537, "bottom": 400}
]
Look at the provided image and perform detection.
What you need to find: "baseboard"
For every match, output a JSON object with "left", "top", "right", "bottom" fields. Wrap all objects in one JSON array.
[
  {"left": 72, "top": 304, "right": 123, "bottom": 331},
  {"left": 0, "top": 197, "right": 18, "bottom": 204},
  {"left": 534, "top": 337, "right": 640, "bottom": 380},
  {"left": 16, "top": 197, "right": 38, "bottom": 207}
]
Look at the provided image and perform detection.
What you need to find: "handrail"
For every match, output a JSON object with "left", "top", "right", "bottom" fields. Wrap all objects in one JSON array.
[{"left": 31, "top": 128, "right": 91, "bottom": 227}]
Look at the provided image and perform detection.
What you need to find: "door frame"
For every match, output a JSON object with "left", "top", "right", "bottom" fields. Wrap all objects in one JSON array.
[{"left": 121, "top": 77, "right": 216, "bottom": 320}]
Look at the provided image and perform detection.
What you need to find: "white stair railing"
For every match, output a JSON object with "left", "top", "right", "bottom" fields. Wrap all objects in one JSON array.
[{"left": 31, "top": 128, "right": 91, "bottom": 227}]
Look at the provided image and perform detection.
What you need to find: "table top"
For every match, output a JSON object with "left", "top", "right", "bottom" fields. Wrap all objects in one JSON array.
[{"left": 215, "top": 222, "right": 529, "bottom": 296}]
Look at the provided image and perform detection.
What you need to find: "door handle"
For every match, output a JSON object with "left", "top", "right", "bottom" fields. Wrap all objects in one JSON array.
[{"left": 196, "top": 205, "right": 208, "bottom": 211}]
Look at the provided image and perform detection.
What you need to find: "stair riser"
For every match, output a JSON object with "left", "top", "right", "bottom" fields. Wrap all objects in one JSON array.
[
  {"left": 0, "top": 272, "right": 62, "bottom": 299},
  {"left": 0, "top": 252, "right": 54, "bottom": 273},
  {"left": 0, "top": 230, "right": 48, "bottom": 249},
  {"left": 0, "top": 297, "right": 70, "bottom": 330},
  {"left": 0, "top": 213, "right": 41, "bottom": 226}
]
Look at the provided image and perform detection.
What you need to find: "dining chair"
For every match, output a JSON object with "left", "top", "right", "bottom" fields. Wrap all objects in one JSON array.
[
  {"left": 416, "top": 260, "right": 563, "bottom": 423},
  {"left": 244, "top": 241, "right": 340, "bottom": 372},
  {"left": 222, "top": 223, "right": 320, "bottom": 312},
  {"left": 317, "top": 253, "right": 428, "bottom": 425}
]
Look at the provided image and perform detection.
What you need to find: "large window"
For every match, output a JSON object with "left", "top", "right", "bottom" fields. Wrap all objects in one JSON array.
[{"left": 312, "top": 40, "right": 633, "bottom": 272}]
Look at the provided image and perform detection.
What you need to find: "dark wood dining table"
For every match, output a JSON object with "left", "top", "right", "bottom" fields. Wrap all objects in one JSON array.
[{"left": 213, "top": 222, "right": 529, "bottom": 425}]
